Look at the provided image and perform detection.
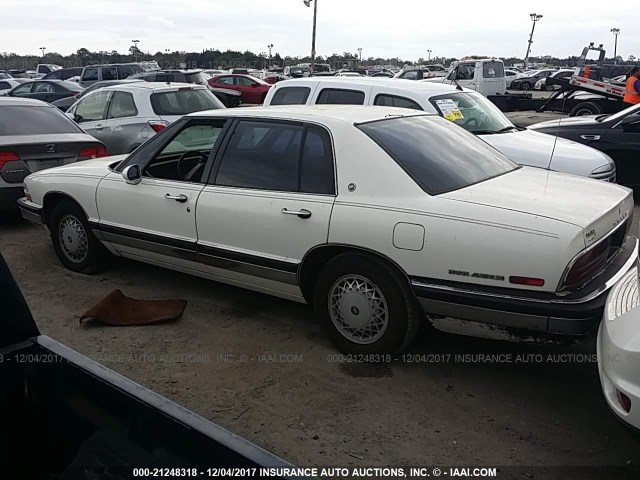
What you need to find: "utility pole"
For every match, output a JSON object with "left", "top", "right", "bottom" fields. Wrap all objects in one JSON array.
[
  {"left": 303, "top": 0, "right": 318, "bottom": 73},
  {"left": 358, "top": 48, "right": 362, "bottom": 65},
  {"left": 611, "top": 28, "right": 620, "bottom": 64},
  {"left": 524, "top": 13, "right": 543, "bottom": 68},
  {"left": 267, "top": 43, "right": 274, "bottom": 68}
]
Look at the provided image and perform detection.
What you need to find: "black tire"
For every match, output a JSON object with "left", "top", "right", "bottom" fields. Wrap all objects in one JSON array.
[
  {"left": 544, "top": 84, "right": 555, "bottom": 91},
  {"left": 313, "top": 253, "right": 421, "bottom": 354},
  {"left": 260, "top": 93, "right": 267, "bottom": 104},
  {"left": 49, "top": 199, "right": 109, "bottom": 274},
  {"left": 569, "top": 101, "right": 603, "bottom": 117},
  {"left": 520, "top": 81, "right": 531, "bottom": 90}
]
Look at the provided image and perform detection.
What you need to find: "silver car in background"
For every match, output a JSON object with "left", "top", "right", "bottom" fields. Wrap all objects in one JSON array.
[{"left": 65, "top": 83, "right": 225, "bottom": 155}]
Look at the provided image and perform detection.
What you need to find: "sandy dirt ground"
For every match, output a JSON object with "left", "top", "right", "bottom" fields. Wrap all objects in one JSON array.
[{"left": 1, "top": 208, "right": 640, "bottom": 474}]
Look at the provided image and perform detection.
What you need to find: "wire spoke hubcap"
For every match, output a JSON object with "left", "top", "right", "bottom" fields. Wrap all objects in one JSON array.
[
  {"left": 58, "top": 215, "right": 88, "bottom": 263},
  {"left": 328, "top": 275, "right": 389, "bottom": 345}
]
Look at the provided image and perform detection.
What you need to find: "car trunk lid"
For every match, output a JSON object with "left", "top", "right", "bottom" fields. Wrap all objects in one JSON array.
[
  {"left": 0, "top": 134, "right": 105, "bottom": 182},
  {"left": 441, "top": 167, "right": 634, "bottom": 246}
]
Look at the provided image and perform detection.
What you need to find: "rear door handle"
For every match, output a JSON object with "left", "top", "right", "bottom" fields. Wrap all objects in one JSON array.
[
  {"left": 94, "top": 124, "right": 104, "bottom": 130},
  {"left": 580, "top": 134, "right": 601, "bottom": 141},
  {"left": 281, "top": 208, "right": 312, "bottom": 219},
  {"left": 165, "top": 193, "right": 188, "bottom": 203}
]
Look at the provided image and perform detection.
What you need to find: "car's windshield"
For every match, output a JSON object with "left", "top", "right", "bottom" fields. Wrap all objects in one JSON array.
[
  {"left": 150, "top": 88, "right": 225, "bottom": 115},
  {"left": 0, "top": 106, "right": 81, "bottom": 135},
  {"left": 357, "top": 115, "right": 518, "bottom": 195},
  {"left": 429, "top": 92, "right": 515, "bottom": 134}
]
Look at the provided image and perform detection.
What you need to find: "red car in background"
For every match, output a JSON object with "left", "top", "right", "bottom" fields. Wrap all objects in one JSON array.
[{"left": 207, "top": 74, "right": 272, "bottom": 104}]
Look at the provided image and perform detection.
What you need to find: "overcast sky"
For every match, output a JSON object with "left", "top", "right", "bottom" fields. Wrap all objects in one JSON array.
[{"left": 2, "top": 0, "right": 636, "bottom": 60}]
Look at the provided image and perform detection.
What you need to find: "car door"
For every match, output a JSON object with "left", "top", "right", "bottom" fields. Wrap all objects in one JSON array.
[
  {"left": 195, "top": 119, "right": 336, "bottom": 298},
  {"left": 600, "top": 115, "right": 640, "bottom": 186},
  {"left": 68, "top": 90, "right": 112, "bottom": 145},
  {"left": 214, "top": 76, "right": 238, "bottom": 92},
  {"left": 96, "top": 119, "right": 225, "bottom": 268},
  {"left": 232, "top": 76, "right": 257, "bottom": 102},
  {"left": 104, "top": 90, "right": 144, "bottom": 155}
]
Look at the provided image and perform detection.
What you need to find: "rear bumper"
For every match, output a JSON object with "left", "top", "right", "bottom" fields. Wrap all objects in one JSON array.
[
  {"left": 412, "top": 235, "right": 639, "bottom": 337},
  {"left": 17, "top": 197, "right": 44, "bottom": 226},
  {"left": 0, "top": 187, "right": 24, "bottom": 211}
]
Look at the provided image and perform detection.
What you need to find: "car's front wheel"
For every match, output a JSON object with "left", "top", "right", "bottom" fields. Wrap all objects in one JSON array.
[
  {"left": 314, "top": 253, "right": 420, "bottom": 354},
  {"left": 520, "top": 81, "right": 531, "bottom": 90},
  {"left": 49, "top": 200, "right": 109, "bottom": 274}
]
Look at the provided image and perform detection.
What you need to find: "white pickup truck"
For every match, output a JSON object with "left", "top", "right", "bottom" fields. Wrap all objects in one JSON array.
[{"left": 422, "top": 58, "right": 507, "bottom": 97}]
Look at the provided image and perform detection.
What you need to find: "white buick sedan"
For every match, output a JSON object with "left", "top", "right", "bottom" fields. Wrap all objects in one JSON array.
[{"left": 18, "top": 106, "right": 638, "bottom": 354}]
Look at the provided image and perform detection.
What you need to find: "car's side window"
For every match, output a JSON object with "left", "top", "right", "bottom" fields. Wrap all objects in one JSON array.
[
  {"left": 82, "top": 68, "right": 99, "bottom": 81},
  {"left": 73, "top": 91, "right": 111, "bottom": 123},
  {"left": 374, "top": 94, "right": 423, "bottom": 110},
  {"left": 400, "top": 71, "right": 419, "bottom": 80},
  {"left": 34, "top": 83, "right": 54, "bottom": 93},
  {"left": 217, "top": 77, "right": 234, "bottom": 85},
  {"left": 102, "top": 67, "right": 118, "bottom": 81},
  {"left": 0, "top": 82, "right": 10, "bottom": 90},
  {"left": 300, "top": 126, "right": 335, "bottom": 195},
  {"left": 144, "top": 121, "right": 225, "bottom": 183},
  {"left": 234, "top": 77, "right": 254, "bottom": 86},
  {"left": 12, "top": 83, "right": 33, "bottom": 95},
  {"left": 270, "top": 87, "right": 311, "bottom": 105},
  {"left": 316, "top": 88, "right": 365, "bottom": 105},
  {"left": 215, "top": 121, "right": 303, "bottom": 192},
  {"left": 108, "top": 91, "right": 138, "bottom": 119}
]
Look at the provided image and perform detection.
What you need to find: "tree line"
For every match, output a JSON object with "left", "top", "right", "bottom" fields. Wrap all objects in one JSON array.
[{"left": 1, "top": 48, "right": 638, "bottom": 71}]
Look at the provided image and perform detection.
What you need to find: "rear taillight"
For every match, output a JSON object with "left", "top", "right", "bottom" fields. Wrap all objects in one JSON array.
[
  {"left": 563, "top": 239, "right": 611, "bottom": 289},
  {"left": 509, "top": 276, "right": 545, "bottom": 287},
  {"left": 78, "top": 145, "right": 108, "bottom": 159},
  {"left": 0, "top": 151, "right": 19, "bottom": 168},
  {"left": 149, "top": 121, "right": 168, "bottom": 133},
  {"left": 617, "top": 389, "right": 631, "bottom": 413}
]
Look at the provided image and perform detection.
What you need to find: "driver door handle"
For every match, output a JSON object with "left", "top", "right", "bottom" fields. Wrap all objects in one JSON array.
[
  {"left": 282, "top": 208, "right": 312, "bottom": 219},
  {"left": 580, "top": 134, "right": 601, "bottom": 141},
  {"left": 165, "top": 193, "right": 188, "bottom": 203}
]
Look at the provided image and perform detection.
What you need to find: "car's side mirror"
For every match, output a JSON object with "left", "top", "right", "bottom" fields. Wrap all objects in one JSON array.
[
  {"left": 122, "top": 165, "right": 142, "bottom": 185},
  {"left": 65, "top": 111, "right": 76, "bottom": 121}
]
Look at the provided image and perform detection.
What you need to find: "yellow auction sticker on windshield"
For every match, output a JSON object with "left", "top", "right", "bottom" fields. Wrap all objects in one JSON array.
[{"left": 435, "top": 99, "right": 464, "bottom": 121}]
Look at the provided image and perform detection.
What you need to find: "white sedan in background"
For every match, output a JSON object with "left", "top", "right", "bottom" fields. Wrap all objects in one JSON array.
[
  {"left": 17, "top": 106, "right": 637, "bottom": 354},
  {"left": 598, "top": 266, "right": 640, "bottom": 432}
]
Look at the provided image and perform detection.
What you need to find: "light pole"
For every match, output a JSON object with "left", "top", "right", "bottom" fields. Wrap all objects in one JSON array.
[
  {"left": 132, "top": 39, "right": 140, "bottom": 61},
  {"left": 611, "top": 28, "right": 620, "bottom": 64},
  {"left": 40, "top": 47, "right": 46, "bottom": 58},
  {"left": 524, "top": 13, "right": 543, "bottom": 68},
  {"left": 427, "top": 49, "right": 432, "bottom": 62},
  {"left": 303, "top": 0, "right": 318, "bottom": 73},
  {"left": 267, "top": 43, "right": 274, "bottom": 67},
  {"left": 358, "top": 48, "right": 362, "bottom": 64}
]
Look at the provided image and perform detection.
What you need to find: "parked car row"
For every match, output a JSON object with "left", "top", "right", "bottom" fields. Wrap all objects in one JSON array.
[{"left": 3, "top": 74, "right": 640, "bottom": 434}]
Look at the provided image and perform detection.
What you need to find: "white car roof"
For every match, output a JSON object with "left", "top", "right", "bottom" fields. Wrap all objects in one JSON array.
[
  {"left": 274, "top": 77, "right": 468, "bottom": 95},
  {"left": 99, "top": 82, "right": 209, "bottom": 93},
  {"left": 188, "top": 105, "right": 434, "bottom": 124}
]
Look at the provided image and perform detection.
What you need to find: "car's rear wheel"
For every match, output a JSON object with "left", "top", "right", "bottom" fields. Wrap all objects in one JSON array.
[
  {"left": 49, "top": 200, "right": 109, "bottom": 274},
  {"left": 520, "top": 81, "right": 531, "bottom": 90},
  {"left": 313, "top": 253, "right": 420, "bottom": 354},
  {"left": 545, "top": 84, "right": 555, "bottom": 91}
]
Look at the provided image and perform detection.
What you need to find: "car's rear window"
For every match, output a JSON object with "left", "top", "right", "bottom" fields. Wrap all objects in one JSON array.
[
  {"left": 357, "top": 115, "right": 517, "bottom": 195},
  {"left": 482, "top": 62, "right": 505, "bottom": 78},
  {"left": 0, "top": 106, "right": 81, "bottom": 135},
  {"left": 150, "top": 89, "right": 225, "bottom": 115}
]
